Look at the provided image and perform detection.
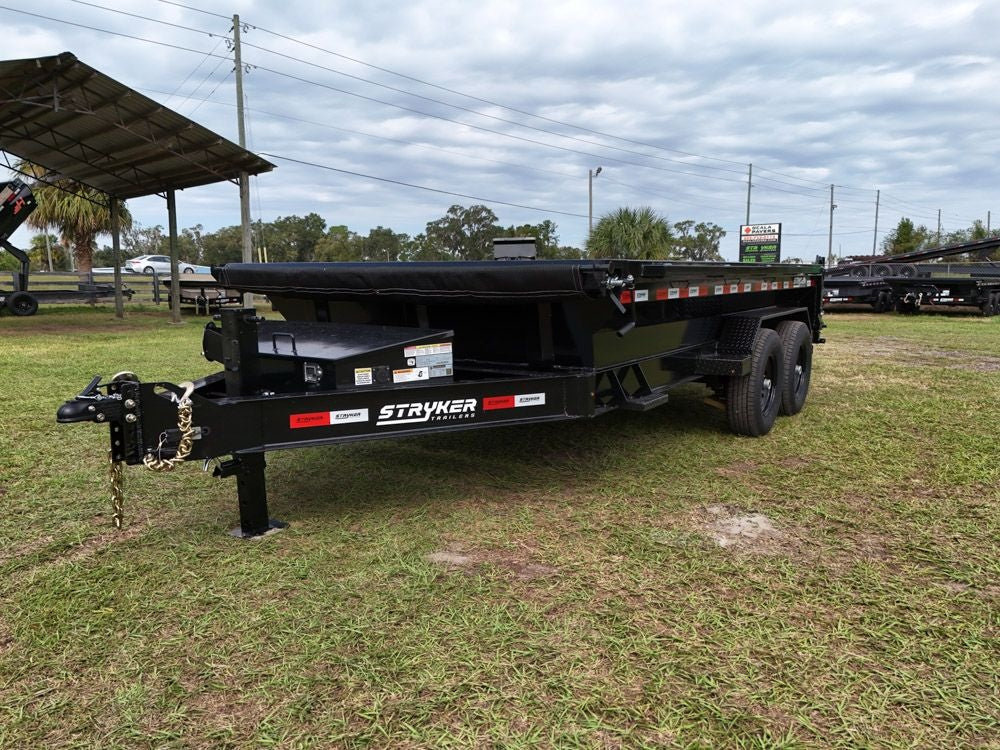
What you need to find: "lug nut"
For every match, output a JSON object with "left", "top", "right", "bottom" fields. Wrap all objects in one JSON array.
[
  {"left": 124, "top": 399, "right": 136, "bottom": 409},
  {"left": 125, "top": 414, "right": 138, "bottom": 423},
  {"left": 95, "top": 413, "right": 106, "bottom": 422}
]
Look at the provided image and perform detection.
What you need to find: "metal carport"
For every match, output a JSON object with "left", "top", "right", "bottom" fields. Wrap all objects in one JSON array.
[{"left": 0, "top": 51, "right": 274, "bottom": 320}]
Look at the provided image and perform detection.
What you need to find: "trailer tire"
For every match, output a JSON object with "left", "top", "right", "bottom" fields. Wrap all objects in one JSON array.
[
  {"left": 726, "top": 327, "right": 784, "bottom": 437},
  {"left": 774, "top": 320, "right": 812, "bottom": 416},
  {"left": 8, "top": 291, "right": 38, "bottom": 317},
  {"left": 991, "top": 292, "right": 1000, "bottom": 316},
  {"left": 982, "top": 295, "right": 995, "bottom": 317}
]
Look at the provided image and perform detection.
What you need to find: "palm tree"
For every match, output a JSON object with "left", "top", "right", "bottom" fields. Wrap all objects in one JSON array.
[
  {"left": 586, "top": 206, "right": 674, "bottom": 259},
  {"left": 15, "top": 161, "right": 131, "bottom": 273}
]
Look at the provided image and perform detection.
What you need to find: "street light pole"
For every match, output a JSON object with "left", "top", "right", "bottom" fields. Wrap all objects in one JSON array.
[{"left": 588, "top": 166, "right": 602, "bottom": 237}]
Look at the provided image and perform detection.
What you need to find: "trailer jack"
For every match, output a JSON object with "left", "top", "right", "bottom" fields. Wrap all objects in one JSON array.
[{"left": 213, "top": 454, "right": 287, "bottom": 539}]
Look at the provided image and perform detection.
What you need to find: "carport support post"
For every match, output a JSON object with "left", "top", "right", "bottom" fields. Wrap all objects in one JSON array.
[
  {"left": 110, "top": 199, "right": 124, "bottom": 319},
  {"left": 167, "top": 189, "right": 181, "bottom": 324}
]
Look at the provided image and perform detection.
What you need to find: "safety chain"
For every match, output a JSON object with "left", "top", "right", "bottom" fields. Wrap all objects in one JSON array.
[
  {"left": 108, "top": 449, "right": 125, "bottom": 529},
  {"left": 143, "top": 382, "right": 196, "bottom": 472}
]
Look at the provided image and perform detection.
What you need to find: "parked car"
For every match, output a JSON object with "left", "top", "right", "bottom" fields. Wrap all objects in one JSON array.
[{"left": 125, "top": 255, "right": 196, "bottom": 274}]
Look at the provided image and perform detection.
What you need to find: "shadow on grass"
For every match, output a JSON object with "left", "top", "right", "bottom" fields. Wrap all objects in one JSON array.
[{"left": 263, "top": 384, "right": 728, "bottom": 527}]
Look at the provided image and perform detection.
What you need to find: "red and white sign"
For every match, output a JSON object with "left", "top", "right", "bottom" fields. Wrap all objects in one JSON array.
[
  {"left": 290, "top": 408, "right": 369, "bottom": 429},
  {"left": 483, "top": 392, "right": 547, "bottom": 411}
]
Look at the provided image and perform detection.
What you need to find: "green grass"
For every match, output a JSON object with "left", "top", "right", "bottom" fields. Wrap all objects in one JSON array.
[{"left": 0, "top": 304, "right": 997, "bottom": 749}]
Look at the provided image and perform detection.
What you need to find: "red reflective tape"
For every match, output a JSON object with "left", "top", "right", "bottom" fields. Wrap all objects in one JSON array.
[
  {"left": 655, "top": 288, "right": 669, "bottom": 301},
  {"left": 483, "top": 395, "right": 515, "bottom": 410},
  {"left": 290, "top": 411, "right": 330, "bottom": 429},
  {"left": 619, "top": 290, "right": 632, "bottom": 304}
]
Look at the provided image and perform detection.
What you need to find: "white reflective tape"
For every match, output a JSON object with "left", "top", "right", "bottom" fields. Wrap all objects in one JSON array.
[
  {"left": 514, "top": 393, "right": 546, "bottom": 407},
  {"left": 634, "top": 289, "right": 649, "bottom": 302},
  {"left": 668, "top": 288, "right": 680, "bottom": 299},
  {"left": 714, "top": 285, "right": 724, "bottom": 295},
  {"left": 330, "top": 408, "right": 369, "bottom": 425},
  {"left": 729, "top": 284, "right": 739, "bottom": 293},
  {"left": 688, "top": 286, "right": 700, "bottom": 297},
  {"left": 743, "top": 282, "right": 753, "bottom": 292}
]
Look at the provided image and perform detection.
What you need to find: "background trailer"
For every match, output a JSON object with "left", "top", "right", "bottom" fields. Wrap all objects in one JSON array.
[{"left": 59, "top": 258, "right": 825, "bottom": 537}]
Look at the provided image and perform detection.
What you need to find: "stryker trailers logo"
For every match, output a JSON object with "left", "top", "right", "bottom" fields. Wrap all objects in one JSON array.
[{"left": 376, "top": 398, "right": 477, "bottom": 426}]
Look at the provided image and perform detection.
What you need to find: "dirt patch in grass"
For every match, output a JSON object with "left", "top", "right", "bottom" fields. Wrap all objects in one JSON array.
[
  {"left": 11, "top": 518, "right": 149, "bottom": 583},
  {"left": 846, "top": 337, "right": 1000, "bottom": 371},
  {"left": 0, "top": 617, "right": 13, "bottom": 656},
  {"left": 427, "top": 545, "right": 558, "bottom": 579},
  {"left": 696, "top": 504, "right": 788, "bottom": 554}
]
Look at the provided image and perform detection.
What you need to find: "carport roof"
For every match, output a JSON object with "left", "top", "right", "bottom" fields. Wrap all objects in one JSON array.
[{"left": 0, "top": 51, "right": 274, "bottom": 200}]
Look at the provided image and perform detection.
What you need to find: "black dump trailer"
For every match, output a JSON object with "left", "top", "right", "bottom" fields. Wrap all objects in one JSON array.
[
  {"left": 58, "top": 259, "right": 825, "bottom": 536},
  {"left": 0, "top": 179, "right": 131, "bottom": 316},
  {"left": 824, "top": 236, "right": 1000, "bottom": 315}
]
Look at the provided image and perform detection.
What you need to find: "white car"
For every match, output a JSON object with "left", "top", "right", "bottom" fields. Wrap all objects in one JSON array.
[{"left": 125, "top": 254, "right": 197, "bottom": 275}]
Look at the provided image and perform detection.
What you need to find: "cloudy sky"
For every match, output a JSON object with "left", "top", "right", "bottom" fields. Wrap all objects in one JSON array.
[{"left": 3, "top": 0, "right": 999, "bottom": 261}]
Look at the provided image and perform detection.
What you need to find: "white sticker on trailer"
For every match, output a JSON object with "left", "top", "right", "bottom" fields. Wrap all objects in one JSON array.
[
  {"left": 668, "top": 288, "right": 680, "bottom": 299},
  {"left": 331, "top": 408, "right": 369, "bottom": 424},
  {"left": 729, "top": 284, "right": 739, "bottom": 294},
  {"left": 688, "top": 286, "right": 700, "bottom": 297},
  {"left": 714, "top": 285, "right": 724, "bottom": 295},
  {"left": 743, "top": 282, "right": 753, "bottom": 292},
  {"left": 354, "top": 368, "right": 373, "bottom": 386},
  {"left": 404, "top": 342, "right": 453, "bottom": 357},
  {"left": 515, "top": 392, "right": 546, "bottom": 407},
  {"left": 634, "top": 289, "right": 649, "bottom": 302}
]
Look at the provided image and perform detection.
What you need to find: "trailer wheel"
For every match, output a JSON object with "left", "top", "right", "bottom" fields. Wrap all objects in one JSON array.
[
  {"left": 726, "top": 328, "right": 784, "bottom": 437},
  {"left": 774, "top": 320, "right": 812, "bottom": 416},
  {"left": 993, "top": 292, "right": 1000, "bottom": 316},
  {"left": 8, "top": 291, "right": 39, "bottom": 317},
  {"left": 982, "top": 294, "right": 996, "bottom": 317}
]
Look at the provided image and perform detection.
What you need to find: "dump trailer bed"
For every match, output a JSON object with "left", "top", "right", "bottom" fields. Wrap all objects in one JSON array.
[{"left": 58, "top": 259, "right": 825, "bottom": 537}]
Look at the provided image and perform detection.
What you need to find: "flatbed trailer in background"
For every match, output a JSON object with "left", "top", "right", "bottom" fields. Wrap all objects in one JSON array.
[
  {"left": 824, "top": 236, "right": 1000, "bottom": 315},
  {"left": 161, "top": 273, "right": 243, "bottom": 315},
  {"left": 0, "top": 179, "right": 130, "bottom": 315},
  {"left": 58, "top": 259, "right": 825, "bottom": 537}
]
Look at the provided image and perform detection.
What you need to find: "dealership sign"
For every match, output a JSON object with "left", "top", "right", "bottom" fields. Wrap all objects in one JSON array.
[{"left": 739, "top": 223, "right": 781, "bottom": 263}]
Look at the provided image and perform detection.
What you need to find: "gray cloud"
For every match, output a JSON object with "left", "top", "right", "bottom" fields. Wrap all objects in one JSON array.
[{"left": 3, "top": 0, "right": 998, "bottom": 261}]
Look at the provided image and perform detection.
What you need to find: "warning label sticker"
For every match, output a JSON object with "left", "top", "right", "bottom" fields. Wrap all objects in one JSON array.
[
  {"left": 403, "top": 342, "right": 453, "bottom": 377},
  {"left": 354, "top": 367, "right": 373, "bottom": 386},
  {"left": 393, "top": 367, "right": 429, "bottom": 383}
]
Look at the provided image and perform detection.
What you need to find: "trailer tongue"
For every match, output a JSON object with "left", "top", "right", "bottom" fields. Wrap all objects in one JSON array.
[{"left": 58, "top": 258, "right": 824, "bottom": 537}]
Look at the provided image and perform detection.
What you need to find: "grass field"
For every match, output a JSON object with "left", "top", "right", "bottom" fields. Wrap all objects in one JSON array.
[{"left": 0, "top": 305, "right": 997, "bottom": 749}]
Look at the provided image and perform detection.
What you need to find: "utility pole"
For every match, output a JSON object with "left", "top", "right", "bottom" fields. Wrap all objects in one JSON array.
[
  {"left": 936, "top": 209, "right": 941, "bottom": 247},
  {"left": 988, "top": 210, "right": 991, "bottom": 234},
  {"left": 872, "top": 189, "right": 880, "bottom": 256},
  {"left": 827, "top": 184, "right": 836, "bottom": 265},
  {"left": 588, "top": 166, "right": 602, "bottom": 237},
  {"left": 234, "top": 14, "right": 253, "bottom": 308},
  {"left": 745, "top": 163, "right": 752, "bottom": 225}
]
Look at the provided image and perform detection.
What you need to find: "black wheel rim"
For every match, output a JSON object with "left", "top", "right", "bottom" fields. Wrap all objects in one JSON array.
[
  {"left": 793, "top": 346, "right": 807, "bottom": 396},
  {"left": 760, "top": 355, "right": 777, "bottom": 416}
]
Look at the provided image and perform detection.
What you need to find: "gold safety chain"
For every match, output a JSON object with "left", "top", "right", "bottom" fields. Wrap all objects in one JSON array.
[
  {"left": 108, "top": 449, "right": 125, "bottom": 529},
  {"left": 143, "top": 381, "right": 196, "bottom": 472}
]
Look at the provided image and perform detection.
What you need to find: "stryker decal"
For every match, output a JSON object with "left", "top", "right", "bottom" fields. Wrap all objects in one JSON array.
[{"left": 376, "top": 398, "right": 477, "bottom": 426}]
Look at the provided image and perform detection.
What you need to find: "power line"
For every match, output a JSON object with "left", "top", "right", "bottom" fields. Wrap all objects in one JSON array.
[
  {"left": 138, "top": 86, "right": 584, "bottom": 182},
  {"left": 74, "top": 0, "right": 753, "bottom": 179},
  {"left": 154, "top": 0, "right": 229, "bottom": 21},
  {"left": 0, "top": 5, "right": 228, "bottom": 59},
  {"left": 259, "top": 153, "right": 589, "bottom": 219}
]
